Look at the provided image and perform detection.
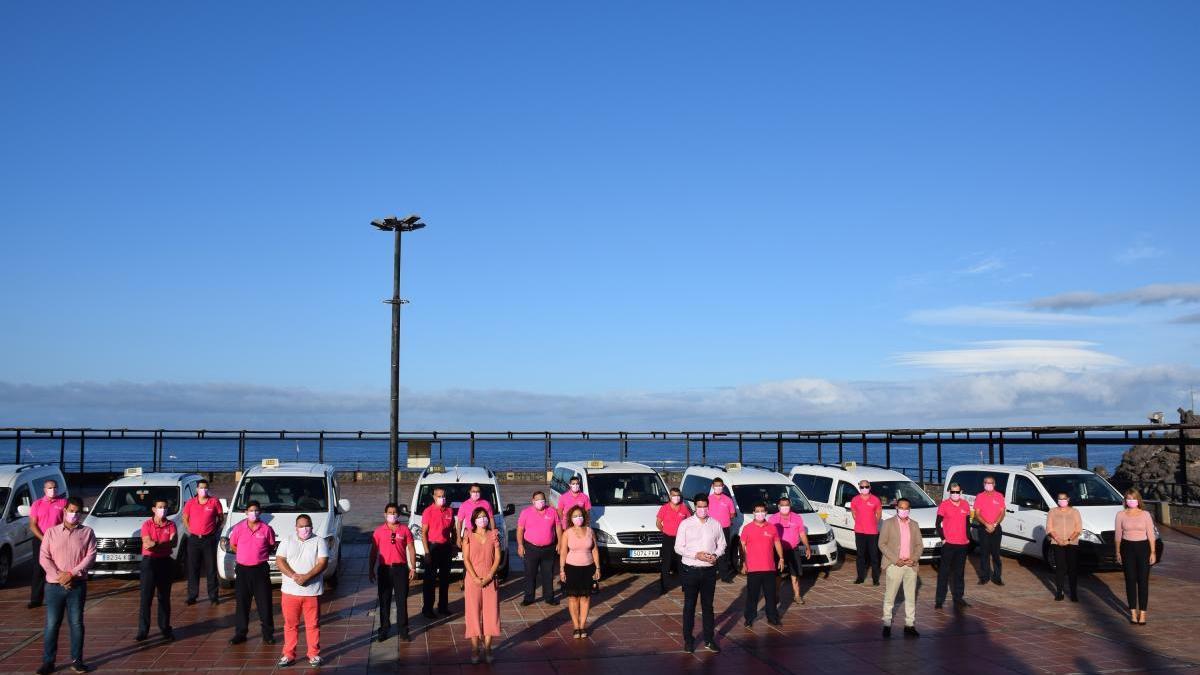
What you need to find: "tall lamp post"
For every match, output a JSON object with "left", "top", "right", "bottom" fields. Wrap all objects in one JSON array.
[{"left": 372, "top": 214, "right": 426, "bottom": 504}]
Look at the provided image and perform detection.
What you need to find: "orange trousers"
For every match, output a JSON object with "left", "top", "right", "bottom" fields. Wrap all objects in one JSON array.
[{"left": 281, "top": 593, "right": 320, "bottom": 660}]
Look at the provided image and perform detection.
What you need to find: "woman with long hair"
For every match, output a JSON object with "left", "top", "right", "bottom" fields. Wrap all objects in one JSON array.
[
  {"left": 558, "top": 505, "right": 601, "bottom": 638},
  {"left": 1115, "top": 488, "right": 1155, "bottom": 625},
  {"left": 462, "top": 505, "right": 502, "bottom": 663}
]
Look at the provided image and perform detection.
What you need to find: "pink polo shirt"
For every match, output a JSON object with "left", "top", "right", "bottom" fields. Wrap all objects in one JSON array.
[
  {"left": 937, "top": 499, "right": 971, "bottom": 545},
  {"left": 740, "top": 521, "right": 780, "bottom": 573},
  {"left": 141, "top": 519, "right": 177, "bottom": 558},
  {"left": 30, "top": 496, "right": 67, "bottom": 533},
  {"left": 182, "top": 497, "right": 224, "bottom": 536},
  {"left": 557, "top": 491, "right": 592, "bottom": 528},
  {"left": 372, "top": 523, "right": 413, "bottom": 565},
  {"left": 707, "top": 492, "right": 737, "bottom": 529},
  {"left": 40, "top": 523, "right": 96, "bottom": 582},
  {"left": 228, "top": 520, "right": 276, "bottom": 566},
  {"left": 974, "top": 490, "right": 1006, "bottom": 525},
  {"left": 657, "top": 502, "right": 692, "bottom": 537},
  {"left": 422, "top": 504, "right": 455, "bottom": 545},
  {"left": 517, "top": 505, "right": 559, "bottom": 547},
  {"left": 457, "top": 498, "right": 494, "bottom": 532},
  {"left": 767, "top": 511, "right": 807, "bottom": 550},
  {"left": 850, "top": 494, "right": 882, "bottom": 535}
]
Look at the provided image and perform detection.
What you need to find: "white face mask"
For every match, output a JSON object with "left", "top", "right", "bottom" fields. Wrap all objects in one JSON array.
[
  {"left": 470, "top": 492, "right": 480, "bottom": 500},
  {"left": 64, "top": 511, "right": 79, "bottom": 524},
  {"left": 984, "top": 483, "right": 995, "bottom": 492},
  {"left": 435, "top": 497, "right": 446, "bottom": 506},
  {"left": 247, "top": 511, "right": 260, "bottom": 522},
  {"left": 197, "top": 488, "right": 209, "bottom": 498},
  {"left": 45, "top": 488, "right": 57, "bottom": 499},
  {"left": 569, "top": 483, "right": 581, "bottom": 493},
  {"left": 385, "top": 513, "right": 398, "bottom": 524},
  {"left": 474, "top": 516, "right": 488, "bottom": 529},
  {"left": 779, "top": 505, "right": 790, "bottom": 514},
  {"left": 1057, "top": 499, "right": 1069, "bottom": 508},
  {"left": 897, "top": 509, "right": 910, "bottom": 519},
  {"left": 753, "top": 512, "right": 767, "bottom": 522},
  {"left": 297, "top": 526, "right": 312, "bottom": 539},
  {"left": 571, "top": 515, "right": 585, "bottom": 526},
  {"left": 153, "top": 507, "right": 166, "bottom": 519},
  {"left": 712, "top": 485, "right": 723, "bottom": 494},
  {"left": 1126, "top": 499, "right": 1138, "bottom": 508},
  {"left": 859, "top": 487, "right": 870, "bottom": 495},
  {"left": 670, "top": 495, "right": 681, "bottom": 504},
  {"left": 534, "top": 499, "right": 546, "bottom": 510},
  {"left": 695, "top": 507, "right": 709, "bottom": 519}
]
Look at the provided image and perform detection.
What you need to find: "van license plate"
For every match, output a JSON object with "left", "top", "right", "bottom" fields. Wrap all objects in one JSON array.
[
  {"left": 97, "top": 553, "right": 136, "bottom": 562},
  {"left": 629, "top": 549, "right": 659, "bottom": 558}
]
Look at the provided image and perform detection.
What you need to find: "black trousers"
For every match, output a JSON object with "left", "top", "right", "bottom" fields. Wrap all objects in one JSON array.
[
  {"left": 522, "top": 543, "right": 556, "bottom": 603},
  {"left": 138, "top": 556, "right": 173, "bottom": 636},
  {"left": 716, "top": 527, "right": 734, "bottom": 581},
  {"left": 1051, "top": 544, "right": 1079, "bottom": 597},
  {"left": 855, "top": 533, "right": 881, "bottom": 582},
  {"left": 377, "top": 564, "right": 410, "bottom": 633},
  {"left": 422, "top": 543, "right": 453, "bottom": 613},
  {"left": 977, "top": 525, "right": 1003, "bottom": 581},
  {"left": 1120, "top": 540, "right": 1151, "bottom": 610},
  {"left": 30, "top": 538, "right": 46, "bottom": 605},
  {"left": 233, "top": 563, "right": 274, "bottom": 639},
  {"left": 186, "top": 534, "right": 220, "bottom": 602},
  {"left": 680, "top": 565, "right": 717, "bottom": 643},
  {"left": 660, "top": 535, "right": 680, "bottom": 584},
  {"left": 744, "top": 571, "right": 779, "bottom": 622},
  {"left": 936, "top": 543, "right": 968, "bottom": 604}
]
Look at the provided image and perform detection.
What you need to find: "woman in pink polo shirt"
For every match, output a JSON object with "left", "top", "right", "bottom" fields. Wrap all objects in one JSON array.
[
  {"left": 768, "top": 496, "right": 810, "bottom": 605},
  {"left": 136, "top": 499, "right": 178, "bottom": 642},
  {"left": 707, "top": 478, "right": 738, "bottom": 583},
  {"left": 369, "top": 502, "right": 416, "bottom": 642},
  {"left": 740, "top": 502, "right": 785, "bottom": 627},
  {"left": 656, "top": 487, "right": 691, "bottom": 595},
  {"left": 557, "top": 475, "right": 591, "bottom": 529}
]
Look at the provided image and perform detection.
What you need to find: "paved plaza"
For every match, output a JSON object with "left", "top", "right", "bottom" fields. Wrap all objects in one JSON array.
[{"left": 1, "top": 480, "right": 1198, "bottom": 674}]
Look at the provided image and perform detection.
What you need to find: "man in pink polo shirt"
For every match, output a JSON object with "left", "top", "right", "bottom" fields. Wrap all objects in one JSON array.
[
  {"left": 974, "top": 475, "right": 1007, "bottom": 586},
  {"left": 850, "top": 479, "right": 883, "bottom": 585},
  {"left": 227, "top": 500, "right": 277, "bottom": 645},
  {"left": 517, "top": 490, "right": 561, "bottom": 606},
  {"left": 557, "top": 475, "right": 591, "bottom": 529},
  {"left": 136, "top": 498, "right": 178, "bottom": 642},
  {"left": 706, "top": 478, "right": 738, "bottom": 583},
  {"left": 182, "top": 479, "right": 224, "bottom": 605},
  {"left": 369, "top": 502, "right": 416, "bottom": 642},
  {"left": 456, "top": 484, "right": 494, "bottom": 543},
  {"left": 656, "top": 487, "right": 691, "bottom": 594},
  {"left": 421, "top": 487, "right": 456, "bottom": 618},
  {"left": 28, "top": 478, "right": 67, "bottom": 609},
  {"left": 768, "top": 495, "right": 810, "bottom": 604},
  {"left": 935, "top": 482, "right": 971, "bottom": 610},
  {"left": 740, "top": 502, "right": 784, "bottom": 627}
]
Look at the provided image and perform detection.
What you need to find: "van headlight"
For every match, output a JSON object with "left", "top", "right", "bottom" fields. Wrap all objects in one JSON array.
[
  {"left": 219, "top": 537, "right": 230, "bottom": 552},
  {"left": 594, "top": 529, "right": 618, "bottom": 545},
  {"left": 410, "top": 524, "right": 422, "bottom": 542},
  {"left": 324, "top": 535, "right": 336, "bottom": 550},
  {"left": 1079, "top": 530, "right": 1103, "bottom": 545}
]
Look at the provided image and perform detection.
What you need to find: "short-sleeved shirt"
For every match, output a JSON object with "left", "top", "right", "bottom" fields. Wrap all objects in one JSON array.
[
  {"left": 850, "top": 494, "right": 882, "bottom": 535},
  {"left": 30, "top": 496, "right": 67, "bottom": 533},
  {"left": 937, "top": 499, "right": 971, "bottom": 545},
  {"left": 457, "top": 498, "right": 494, "bottom": 533},
  {"left": 557, "top": 491, "right": 592, "bottom": 528},
  {"left": 740, "top": 521, "right": 780, "bottom": 573},
  {"left": 517, "top": 506, "right": 559, "bottom": 547},
  {"left": 140, "top": 519, "right": 177, "bottom": 558},
  {"left": 422, "top": 505, "right": 455, "bottom": 545},
  {"left": 657, "top": 502, "right": 692, "bottom": 537},
  {"left": 183, "top": 497, "right": 224, "bottom": 536},
  {"left": 974, "top": 491, "right": 1006, "bottom": 525},
  {"left": 373, "top": 523, "right": 413, "bottom": 565},
  {"left": 707, "top": 492, "right": 738, "bottom": 529},
  {"left": 767, "top": 512, "right": 807, "bottom": 550},
  {"left": 278, "top": 534, "right": 329, "bottom": 596},
  {"left": 228, "top": 520, "right": 276, "bottom": 566}
]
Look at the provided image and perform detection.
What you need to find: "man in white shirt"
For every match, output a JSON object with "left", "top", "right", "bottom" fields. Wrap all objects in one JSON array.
[
  {"left": 673, "top": 494, "right": 727, "bottom": 654},
  {"left": 275, "top": 515, "right": 328, "bottom": 668}
]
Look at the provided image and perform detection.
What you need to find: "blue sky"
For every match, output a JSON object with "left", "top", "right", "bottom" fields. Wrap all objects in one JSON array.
[{"left": 1, "top": 2, "right": 1197, "bottom": 429}]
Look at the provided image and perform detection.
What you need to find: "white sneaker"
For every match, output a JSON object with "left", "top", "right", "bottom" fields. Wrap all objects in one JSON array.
[
  {"left": 277, "top": 656, "right": 292, "bottom": 667},
  {"left": 308, "top": 656, "right": 323, "bottom": 667}
]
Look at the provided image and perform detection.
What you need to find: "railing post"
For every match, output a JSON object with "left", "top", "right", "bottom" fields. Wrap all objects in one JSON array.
[
  {"left": 58, "top": 431, "right": 66, "bottom": 470},
  {"left": 737, "top": 434, "right": 744, "bottom": 464},
  {"left": 917, "top": 437, "right": 925, "bottom": 488},
  {"left": 998, "top": 431, "right": 1005, "bottom": 464},
  {"left": 988, "top": 431, "right": 995, "bottom": 464},
  {"left": 318, "top": 431, "right": 325, "bottom": 464},
  {"left": 238, "top": 431, "right": 246, "bottom": 472},
  {"left": 1180, "top": 428, "right": 1190, "bottom": 505},
  {"left": 817, "top": 438, "right": 823, "bottom": 464},
  {"left": 885, "top": 433, "right": 892, "bottom": 469},
  {"left": 1076, "top": 430, "right": 1087, "bottom": 470},
  {"left": 936, "top": 433, "right": 943, "bottom": 483},
  {"left": 14, "top": 429, "right": 21, "bottom": 463},
  {"left": 701, "top": 437, "right": 707, "bottom": 465},
  {"left": 78, "top": 431, "right": 86, "bottom": 474},
  {"left": 861, "top": 433, "right": 868, "bottom": 464},
  {"left": 776, "top": 433, "right": 784, "bottom": 472},
  {"left": 685, "top": 434, "right": 691, "bottom": 466},
  {"left": 837, "top": 433, "right": 844, "bottom": 464},
  {"left": 470, "top": 432, "right": 476, "bottom": 466}
]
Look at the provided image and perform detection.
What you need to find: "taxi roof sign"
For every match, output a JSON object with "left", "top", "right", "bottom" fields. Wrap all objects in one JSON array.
[
  {"left": 585, "top": 459, "right": 606, "bottom": 469},
  {"left": 724, "top": 462, "right": 743, "bottom": 471},
  {"left": 124, "top": 467, "right": 143, "bottom": 478},
  {"left": 842, "top": 461, "right": 858, "bottom": 471},
  {"left": 261, "top": 458, "right": 281, "bottom": 469}
]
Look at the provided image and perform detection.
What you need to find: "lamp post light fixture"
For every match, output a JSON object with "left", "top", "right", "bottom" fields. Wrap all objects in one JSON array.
[{"left": 372, "top": 214, "right": 426, "bottom": 504}]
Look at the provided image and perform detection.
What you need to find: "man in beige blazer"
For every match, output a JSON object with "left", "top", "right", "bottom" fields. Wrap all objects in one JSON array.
[{"left": 879, "top": 498, "right": 924, "bottom": 637}]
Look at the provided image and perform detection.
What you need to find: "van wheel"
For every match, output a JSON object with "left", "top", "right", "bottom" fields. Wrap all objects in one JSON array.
[{"left": 0, "top": 547, "right": 11, "bottom": 587}]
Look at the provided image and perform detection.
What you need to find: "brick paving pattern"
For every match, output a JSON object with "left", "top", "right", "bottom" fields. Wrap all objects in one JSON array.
[{"left": 1, "top": 480, "right": 1198, "bottom": 674}]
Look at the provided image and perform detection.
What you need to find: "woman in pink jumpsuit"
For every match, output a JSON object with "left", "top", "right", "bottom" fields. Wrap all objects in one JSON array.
[{"left": 462, "top": 506, "right": 502, "bottom": 664}]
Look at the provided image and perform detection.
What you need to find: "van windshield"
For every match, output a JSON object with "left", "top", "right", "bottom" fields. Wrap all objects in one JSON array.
[
  {"left": 732, "top": 484, "right": 816, "bottom": 514},
  {"left": 91, "top": 486, "right": 181, "bottom": 517},
  {"left": 588, "top": 473, "right": 669, "bottom": 506},
  {"left": 234, "top": 477, "right": 328, "bottom": 513},
  {"left": 869, "top": 481, "right": 936, "bottom": 509},
  {"left": 1037, "top": 474, "right": 1123, "bottom": 507},
  {"left": 0, "top": 487, "right": 10, "bottom": 514},
  {"left": 416, "top": 484, "right": 498, "bottom": 513}
]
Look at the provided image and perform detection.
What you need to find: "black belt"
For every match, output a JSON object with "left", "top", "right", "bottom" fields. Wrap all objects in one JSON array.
[{"left": 380, "top": 562, "right": 409, "bottom": 567}]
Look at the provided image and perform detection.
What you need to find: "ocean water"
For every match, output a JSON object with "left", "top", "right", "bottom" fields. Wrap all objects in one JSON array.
[{"left": 0, "top": 435, "right": 1130, "bottom": 479}]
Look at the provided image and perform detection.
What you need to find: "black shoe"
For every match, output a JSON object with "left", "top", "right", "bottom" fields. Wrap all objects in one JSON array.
[
  {"left": 134, "top": 632, "right": 148, "bottom": 642},
  {"left": 659, "top": 584, "right": 668, "bottom": 595},
  {"left": 992, "top": 578, "right": 1004, "bottom": 586},
  {"left": 229, "top": 635, "right": 247, "bottom": 645},
  {"left": 767, "top": 618, "right": 782, "bottom": 627},
  {"left": 934, "top": 603, "right": 944, "bottom": 610},
  {"left": 210, "top": 598, "right": 220, "bottom": 606},
  {"left": 163, "top": 631, "right": 175, "bottom": 642},
  {"left": 853, "top": 578, "right": 865, "bottom": 584},
  {"left": 520, "top": 599, "right": 536, "bottom": 606},
  {"left": 28, "top": 601, "right": 42, "bottom": 610},
  {"left": 1070, "top": 594, "right": 1079, "bottom": 603},
  {"left": 720, "top": 577, "right": 735, "bottom": 584},
  {"left": 422, "top": 609, "right": 436, "bottom": 619},
  {"left": 185, "top": 598, "right": 197, "bottom": 606},
  {"left": 376, "top": 628, "right": 388, "bottom": 642},
  {"left": 955, "top": 599, "right": 970, "bottom": 609},
  {"left": 70, "top": 662, "right": 90, "bottom": 673},
  {"left": 977, "top": 578, "right": 989, "bottom": 585},
  {"left": 263, "top": 636, "right": 276, "bottom": 645},
  {"left": 904, "top": 626, "right": 919, "bottom": 637},
  {"left": 882, "top": 626, "right": 892, "bottom": 638},
  {"left": 437, "top": 606, "right": 451, "bottom": 616},
  {"left": 703, "top": 641, "right": 720, "bottom": 653},
  {"left": 400, "top": 630, "right": 411, "bottom": 642},
  {"left": 743, "top": 619, "right": 753, "bottom": 628},
  {"left": 872, "top": 579, "right": 880, "bottom": 586},
  {"left": 36, "top": 663, "right": 54, "bottom": 675},
  {"left": 546, "top": 599, "right": 560, "bottom": 606},
  {"left": 1055, "top": 593, "right": 1064, "bottom": 601},
  {"left": 684, "top": 639, "right": 695, "bottom": 653}
]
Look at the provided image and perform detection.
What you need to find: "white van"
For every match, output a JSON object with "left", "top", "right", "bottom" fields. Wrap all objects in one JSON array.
[
  {"left": 218, "top": 460, "right": 350, "bottom": 587},
  {"left": 680, "top": 463, "right": 839, "bottom": 571},
  {"left": 84, "top": 468, "right": 202, "bottom": 576},
  {"left": 1, "top": 463, "right": 69, "bottom": 587},
  {"left": 789, "top": 463, "right": 942, "bottom": 562},
  {"left": 943, "top": 463, "right": 1164, "bottom": 570},
  {"left": 550, "top": 461, "right": 670, "bottom": 570},
  {"left": 399, "top": 465, "right": 515, "bottom": 579}
]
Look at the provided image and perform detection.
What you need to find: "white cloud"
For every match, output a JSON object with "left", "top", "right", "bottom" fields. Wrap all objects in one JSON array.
[
  {"left": 1030, "top": 283, "right": 1200, "bottom": 310},
  {"left": 907, "top": 306, "right": 1120, "bottom": 327},
  {"left": 1170, "top": 312, "right": 1200, "bottom": 325},
  {"left": 959, "top": 257, "right": 1005, "bottom": 275},
  {"left": 893, "top": 340, "right": 1125, "bottom": 373},
  {"left": 1115, "top": 244, "right": 1165, "bottom": 265}
]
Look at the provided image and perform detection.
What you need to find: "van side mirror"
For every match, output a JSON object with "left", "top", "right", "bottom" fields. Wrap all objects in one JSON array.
[
  {"left": 337, "top": 498, "right": 351, "bottom": 514},
  {"left": 220, "top": 498, "right": 230, "bottom": 513},
  {"left": 16, "top": 504, "right": 30, "bottom": 518},
  {"left": 398, "top": 504, "right": 410, "bottom": 517},
  {"left": 503, "top": 503, "right": 516, "bottom": 517}
]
